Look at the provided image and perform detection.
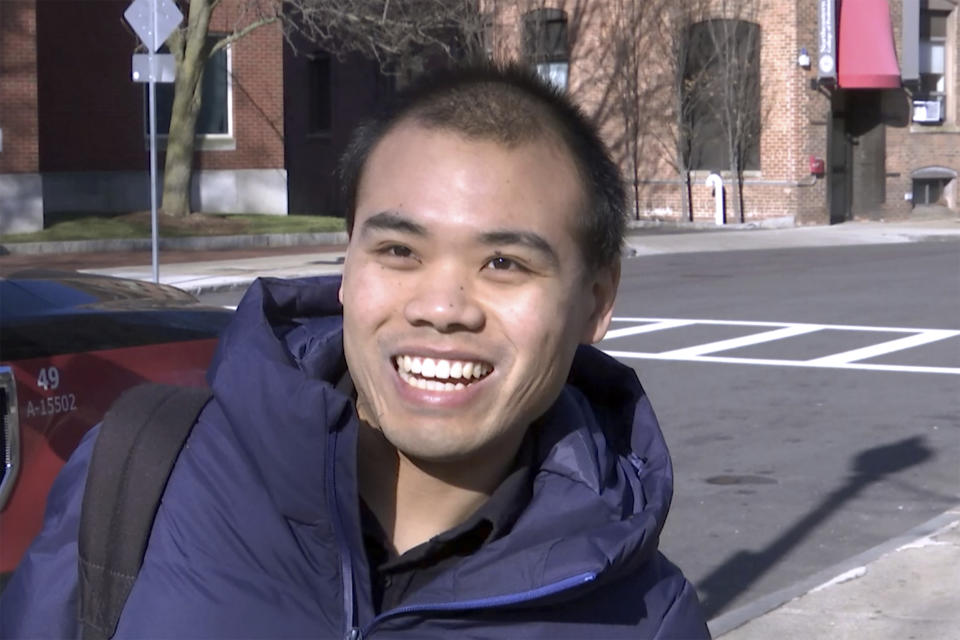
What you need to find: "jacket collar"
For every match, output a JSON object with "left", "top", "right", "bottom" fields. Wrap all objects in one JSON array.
[{"left": 209, "top": 276, "right": 675, "bottom": 599}]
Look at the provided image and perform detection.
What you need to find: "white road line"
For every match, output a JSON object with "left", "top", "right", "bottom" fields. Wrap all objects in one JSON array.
[
  {"left": 602, "top": 350, "right": 960, "bottom": 375},
  {"left": 602, "top": 317, "right": 960, "bottom": 375},
  {"left": 806, "top": 330, "right": 960, "bottom": 365},
  {"left": 603, "top": 319, "right": 696, "bottom": 340},
  {"left": 656, "top": 325, "right": 823, "bottom": 358},
  {"left": 610, "top": 317, "right": 948, "bottom": 334}
]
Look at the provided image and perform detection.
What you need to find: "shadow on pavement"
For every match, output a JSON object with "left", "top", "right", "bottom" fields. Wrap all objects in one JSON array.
[{"left": 697, "top": 435, "right": 934, "bottom": 618}]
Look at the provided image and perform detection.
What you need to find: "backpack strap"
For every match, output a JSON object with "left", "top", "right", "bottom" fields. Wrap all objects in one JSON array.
[{"left": 78, "top": 383, "right": 212, "bottom": 640}]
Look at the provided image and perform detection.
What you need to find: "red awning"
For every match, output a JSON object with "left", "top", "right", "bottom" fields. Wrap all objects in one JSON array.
[{"left": 837, "top": 0, "right": 902, "bottom": 88}]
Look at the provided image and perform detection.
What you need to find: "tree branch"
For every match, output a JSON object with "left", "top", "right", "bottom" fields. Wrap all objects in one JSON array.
[{"left": 211, "top": 14, "right": 280, "bottom": 55}]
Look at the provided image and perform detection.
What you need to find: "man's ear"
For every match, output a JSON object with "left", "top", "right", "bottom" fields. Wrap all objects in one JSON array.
[
  {"left": 582, "top": 260, "right": 620, "bottom": 344},
  {"left": 338, "top": 248, "right": 348, "bottom": 305}
]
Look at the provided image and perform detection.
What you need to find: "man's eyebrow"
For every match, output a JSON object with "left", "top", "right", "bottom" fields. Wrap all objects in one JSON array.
[
  {"left": 479, "top": 230, "right": 560, "bottom": 266},
  {"left": 359, "top": 211, "right": 428, "bottom": 237}
]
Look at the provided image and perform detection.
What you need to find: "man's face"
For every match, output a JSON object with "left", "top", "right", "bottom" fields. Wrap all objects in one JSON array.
[{"left": 340, "top": 122, "right": 618, "bottom": 466}]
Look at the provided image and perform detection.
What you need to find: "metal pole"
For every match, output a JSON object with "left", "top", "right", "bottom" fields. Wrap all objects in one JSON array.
[
  {"left": 148, "top": 0, "right": 160, "bottom": 283},
  {"left": 149, "top": 72, "right": 159, "bottom": 284}
]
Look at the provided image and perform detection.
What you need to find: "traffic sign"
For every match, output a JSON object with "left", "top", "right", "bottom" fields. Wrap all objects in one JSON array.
[
  {"left": 124, "top": 0, "right": 182, "bottom": 53},
  {"left": 132, "top": 53, "right": 176, "bottom": 83}
]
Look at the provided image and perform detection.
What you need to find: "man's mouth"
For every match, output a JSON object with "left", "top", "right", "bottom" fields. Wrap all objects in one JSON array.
[{"left": 393, "top": 355, "right": 493, "bottom": 391}]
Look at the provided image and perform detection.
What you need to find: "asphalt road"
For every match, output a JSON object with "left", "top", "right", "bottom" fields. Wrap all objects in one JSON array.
[
  {"left": 199, "top": 240, "right": 960, "bottom": 621},
  {"left": 607, "top": 241, "right": 960, "bottom": 619}
]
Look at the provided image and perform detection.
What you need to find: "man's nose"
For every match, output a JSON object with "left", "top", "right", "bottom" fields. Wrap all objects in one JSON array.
[{"left": 403, "top": 274, "right": 485, "bottom": 333}]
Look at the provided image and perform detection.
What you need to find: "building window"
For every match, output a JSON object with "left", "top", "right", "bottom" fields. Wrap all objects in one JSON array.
[
  {"left": 523, "top": 9, "right": 569, "bottom": 91},
  {"left": 913, "top": 178, "right": 946, "bottom": 204},
  {"left": 911, "top": 165, "right": 957, "bottom": 206},
  {"left": 683, "top": 19, "right": 762, "bottom": 172},
  {"left": 916, "top": 3, "right": 951, "bottom": 122},
  {"left": 308, "top": 54, "right": 332, "bottom": 135},
  {"left": 147, "top": 36, "right": 232, "bottom": 140}
]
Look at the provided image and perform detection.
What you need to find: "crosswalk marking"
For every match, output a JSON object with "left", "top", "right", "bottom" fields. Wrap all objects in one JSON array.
[
  {"left": 806, "top": 330, "right": 960, "bottom": 366},
  {"left": 602, "top": 319, "right": 696, "bottom": 340},
  {"left": 602, "top": 317, "right": 960, "bottom": 375},
  {"left": 657, "top": 325, "right": 822, "bottom": 358},
  {"left": 609, "top": 317, "right": 951, "bottom": 334}
]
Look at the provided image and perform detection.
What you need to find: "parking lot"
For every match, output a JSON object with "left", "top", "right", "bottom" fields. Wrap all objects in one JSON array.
[{"left": 608, "top": 241, "right": 960, "bottom": 620}]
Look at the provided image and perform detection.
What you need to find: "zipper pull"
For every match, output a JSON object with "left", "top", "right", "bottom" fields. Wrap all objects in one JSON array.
[{"left": 345, "top": 628, "right": 362, "bottom": 640}]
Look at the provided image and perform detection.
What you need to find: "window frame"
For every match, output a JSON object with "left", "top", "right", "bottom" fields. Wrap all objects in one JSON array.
[
  {"left": 522, "top": 8, "right": 569, "bottom": 92},
  {"left": 682, "top": 18, "right": 762, "bottom": 173},
  {"left": 143, "top": 37, "right": 235, "bottom": 151},
  {"left": 306, "top": 52, "right": 333, "bottom": 139}
]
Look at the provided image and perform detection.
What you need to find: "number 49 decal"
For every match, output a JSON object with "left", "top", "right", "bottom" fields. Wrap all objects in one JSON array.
[{"left": 37, "top": 366, "right": 61, "bottom": 391}]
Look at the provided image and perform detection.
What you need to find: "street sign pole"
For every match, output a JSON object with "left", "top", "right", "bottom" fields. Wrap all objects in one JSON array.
[
  {"left": 124, "top": 0, "right": 182, "bottom": 284},
  {"left": 148, "top": 54, "right": 159, "bottom": 283},
  {"left": 148, "top": 0, "right": 161, "bottom": 284}
]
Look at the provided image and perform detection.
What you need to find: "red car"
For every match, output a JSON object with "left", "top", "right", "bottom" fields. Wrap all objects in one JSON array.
[{"left": 0, "top": 270, "right": 233, "bottom": 586}]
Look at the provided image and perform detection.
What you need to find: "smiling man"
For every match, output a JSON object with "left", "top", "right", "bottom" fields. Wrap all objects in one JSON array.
[{"left": 1, "top": 65, "right": 709, "bottom": 639}]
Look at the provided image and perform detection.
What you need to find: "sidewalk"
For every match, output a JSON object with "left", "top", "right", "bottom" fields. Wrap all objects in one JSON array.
[{"left": 712, "top": 508, "right": 960, "bottom": 639}]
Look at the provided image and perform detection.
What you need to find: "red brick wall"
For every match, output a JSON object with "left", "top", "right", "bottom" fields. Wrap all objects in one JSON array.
[
  {"left": 0, "top": 0, "right": 40, "bottom": 173},
  {"left": 36, "top": 0, "right": 145, "bottom": 171},
  {"left": 200, "top": 1, "right": 284, "bottom": 171},
  {"left": 485, "top": 0, "right": 832, "bottom": 223}
]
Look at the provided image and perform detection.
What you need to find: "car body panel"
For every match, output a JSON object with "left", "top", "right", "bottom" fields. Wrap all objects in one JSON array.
[{"left": 0, "top": 270, "right": 232, "bottom": 577}]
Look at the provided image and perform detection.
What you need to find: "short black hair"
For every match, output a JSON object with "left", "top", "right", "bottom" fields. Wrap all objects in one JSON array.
[{"left": 338, "top": 64, "right": 626, "bottom": 270}]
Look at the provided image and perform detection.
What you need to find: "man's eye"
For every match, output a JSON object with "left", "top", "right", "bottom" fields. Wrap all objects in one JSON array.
[
  {"left": 485, "top": 255, "right": 521, "bottom": 271},
  {"left": 385, "top": 245, "right": 413, "bottom": 258}
]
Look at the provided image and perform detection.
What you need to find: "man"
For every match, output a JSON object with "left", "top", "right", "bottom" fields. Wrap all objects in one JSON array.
[{"left": 1, "top": 65, "right": 709, "bottom": 638}]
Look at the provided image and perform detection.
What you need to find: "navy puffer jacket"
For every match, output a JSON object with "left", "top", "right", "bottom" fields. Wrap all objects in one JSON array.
[{"left": 1, "top": 276, "right": 709, "bottom": 639}]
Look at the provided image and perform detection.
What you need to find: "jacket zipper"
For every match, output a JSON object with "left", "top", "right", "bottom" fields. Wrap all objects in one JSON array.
[
  {"left": 326, "top": 422, "right": 599, "bottom": 639},
  {"left": 325, "top": 426, "right": 358, "bottom": 639},
  {"left": 357, "top": 572, "right": 597, "bottom": 638}
]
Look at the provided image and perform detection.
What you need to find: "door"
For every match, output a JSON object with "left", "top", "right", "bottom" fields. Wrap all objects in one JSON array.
[{"left": 828, "top": 93, "right": 853, "bottom": 224}]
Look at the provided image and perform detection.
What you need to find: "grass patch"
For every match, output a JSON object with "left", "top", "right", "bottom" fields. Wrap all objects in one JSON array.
[{"left": 0, "top": 211, "right": 346, "bottom": 243}]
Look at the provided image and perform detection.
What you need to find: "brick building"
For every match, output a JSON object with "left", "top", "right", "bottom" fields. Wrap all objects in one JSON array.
[
  {"left": 2, "top": 0, "right": 956, "bottom": 233},
  {"left": 483, "top": 0, "right": 958, "bottom": 225},
  {"left": 0, "top": 0, "right": 378, "bottom": 233}
]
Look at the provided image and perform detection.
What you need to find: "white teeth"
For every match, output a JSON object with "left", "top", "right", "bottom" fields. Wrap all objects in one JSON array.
[
  {"left": 421, "top": 358, "right": 436, "bottom": 378},
  {"left": 394, "top": 355, "right": 492, "bottom": 388}
]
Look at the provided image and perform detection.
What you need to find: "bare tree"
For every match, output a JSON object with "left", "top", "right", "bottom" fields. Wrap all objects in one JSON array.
[
  {"left": 157, "top": 0, "right": 485, "bottom": 217},
  {"left": 648, "top": 0, "right": 713, "bottom": 222},
  {"left": 700, "top": 0, "right": 763, "bottom": 222},
  {"left": 605, "top": 0, "right": 661, "bottom": 221}
]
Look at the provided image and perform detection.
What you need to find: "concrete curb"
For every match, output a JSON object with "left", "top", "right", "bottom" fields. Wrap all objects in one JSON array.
[
  {"left": 625, "top": 216, "right": 797, "bottom": 232},
  {"left": 707, "top": 504, "right": 960, "bottom": 638},
  {"left": 0, "top": 231, "right": 349, "bottom": 256}
]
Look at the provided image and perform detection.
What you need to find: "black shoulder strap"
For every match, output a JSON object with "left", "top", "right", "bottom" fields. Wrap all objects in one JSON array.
[{"left": 78, "top": 383, "right": 212, "bottom": 640}]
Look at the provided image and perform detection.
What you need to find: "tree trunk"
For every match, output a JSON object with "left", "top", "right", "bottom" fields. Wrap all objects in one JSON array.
[
  {"left": 728, "top": 142, "right": 742, "bottom": 223},
  {"left": 681, "top": 168, "right": 693, "bottom": 222},
  {"left": 160, "top": 0, "right": 214, "bottom": 217}
]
